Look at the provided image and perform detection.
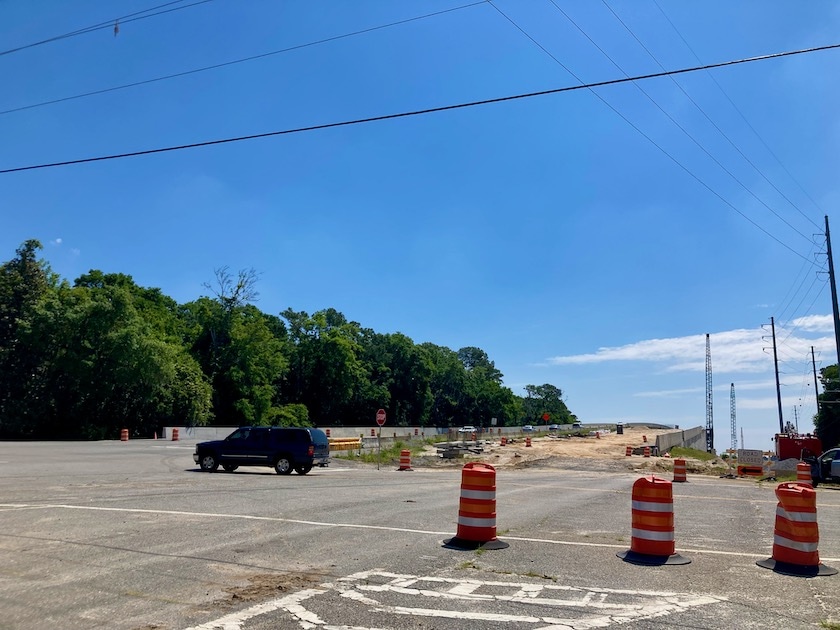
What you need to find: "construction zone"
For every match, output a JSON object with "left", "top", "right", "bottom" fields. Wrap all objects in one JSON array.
[{"left": 406, "top": 425, "right": 728, "bottom": 476}]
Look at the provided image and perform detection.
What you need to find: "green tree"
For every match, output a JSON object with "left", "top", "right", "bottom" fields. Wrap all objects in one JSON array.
[
  {"left": 815, "top": 365, "right": 840, "bottom": 449},
  {"left": 280, "top": 308, "right": 366, "bottom": 425},
  {"left": 357, "top": 332, "right": 431, "bottom": 426},
  {"left": 0, "top": 240, "right": 56, "bottom": 436},
  {"left": 522, "top": 383, "right": 573, "bottom": 425}
]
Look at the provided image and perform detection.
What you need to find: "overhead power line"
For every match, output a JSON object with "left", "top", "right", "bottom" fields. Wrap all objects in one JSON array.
[
  {"left": 0, "top": 0, "right": 213, "bottom": 58},
  {"left": 492, "top": 1, "right": 818, "bottom": 261},
  {"left": 598, "top": 0, "right": 819, "bottom": 239},
  {"left": 652, "top": 0, "right": 825, "bottom": 222},
  {"left": 0, "top": 1, "right": 486, "bottom": 117},
  {"left": 2, "top": 40, "right": 839, "bottom": 181}
]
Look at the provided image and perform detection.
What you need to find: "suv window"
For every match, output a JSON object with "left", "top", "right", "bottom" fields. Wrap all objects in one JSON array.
[{"left": 227, "top": 428, "right": 250, "bottom": 441}]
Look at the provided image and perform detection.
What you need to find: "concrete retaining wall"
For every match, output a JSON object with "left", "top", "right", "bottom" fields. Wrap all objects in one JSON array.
[
  {"left": 655, "top": 427, "right": 706, "bottom": 453},
  {"left": 163, "top": 425, "right": 580, "bottom": 441}
]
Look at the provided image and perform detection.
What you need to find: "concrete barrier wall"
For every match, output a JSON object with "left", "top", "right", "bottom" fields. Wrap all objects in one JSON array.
[
  {"left": 164, "top": 423, "right": 687, "bottom": 443},
  {"left": 655, "top": 427, "right": 706, "bottom": 453},
  {"left": 163, "top": 425, "right": 579, "bottom": 441}
]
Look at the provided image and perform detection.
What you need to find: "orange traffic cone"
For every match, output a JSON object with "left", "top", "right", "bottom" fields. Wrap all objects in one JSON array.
[
  {"left": 673, "top": 458, "right": 687, "bottom": 483},
  {"left": 397, "top": 450, "right": 413, "bottom": 471},
  {"left": 444, "top": 463, "right": 508, "bottom": 550},
  {"left": 757, "top": 483, "right": 836, "bottom": 576},
  {"left": 796, "top": 462, "right": 812, "bottom": 486},
  {"left": 617, "top": 476, "right": 689, "bottom": 565}
]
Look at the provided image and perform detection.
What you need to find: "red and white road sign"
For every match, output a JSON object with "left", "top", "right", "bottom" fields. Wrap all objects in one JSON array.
[{"left": 376, "top": 409, "right": 386, "bottom": 426}]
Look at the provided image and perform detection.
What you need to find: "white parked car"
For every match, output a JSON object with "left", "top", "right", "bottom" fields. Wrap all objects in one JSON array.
[{"left": 458, "top": 426, "right": 478, "bottom": 434}]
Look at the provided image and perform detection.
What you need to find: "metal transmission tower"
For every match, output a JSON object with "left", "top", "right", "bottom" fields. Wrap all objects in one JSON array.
[
  {"left": 730, "top": 383, "right": 737, "bottom": 454},
  {"left": 706, "top": 334, "right": 714, "bottom": 453}
]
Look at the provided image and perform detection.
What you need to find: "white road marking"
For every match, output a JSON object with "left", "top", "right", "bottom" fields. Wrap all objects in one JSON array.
[
  {"left": 1, "top": 502, "right": 836, "bottom": 562},
  {"left": 185, "top": 569, "right": 725, "bottom": 630}
]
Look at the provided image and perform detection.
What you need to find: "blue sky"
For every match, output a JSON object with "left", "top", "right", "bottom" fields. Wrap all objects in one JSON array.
[{"left": 2, "top": 1, "right": 839, "bottom": 453}]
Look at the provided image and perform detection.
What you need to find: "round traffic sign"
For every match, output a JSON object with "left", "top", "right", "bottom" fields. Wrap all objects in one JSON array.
[{"left": 376, "top": 408, "right": 386, "bottom": 426}]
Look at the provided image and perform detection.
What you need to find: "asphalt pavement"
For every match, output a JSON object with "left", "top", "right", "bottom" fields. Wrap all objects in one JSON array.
[{"left": 0, "top": 439, "right": 838, "bottom": 629}]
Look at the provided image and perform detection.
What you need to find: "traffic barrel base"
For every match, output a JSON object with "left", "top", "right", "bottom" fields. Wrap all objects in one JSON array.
[
  {"left": 443, "top": 536, "right": 510, "bottom": 551},
  {"left": 756, "top": 482, "right": 837, "bottom": 577},
  {"left": 616, "top": 549, "right": 690, "bottom": 566},
  {"left": 755, "top": 557, "right": 837, "bottom": 577}
]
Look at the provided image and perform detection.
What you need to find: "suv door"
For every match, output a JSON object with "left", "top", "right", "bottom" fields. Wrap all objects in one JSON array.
[{"left": 219, "top": 427, "right": 252, "bottom": 464}]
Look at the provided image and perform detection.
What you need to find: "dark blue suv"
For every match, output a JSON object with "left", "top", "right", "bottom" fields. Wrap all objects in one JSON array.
[{"left": 193, "top": 426, "right": 330, "bottom": 475}]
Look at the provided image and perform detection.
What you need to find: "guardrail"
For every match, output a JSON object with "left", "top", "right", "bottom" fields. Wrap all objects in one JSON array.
[{"left": 328, "top": 438, "right": 362, "bottom": 451}]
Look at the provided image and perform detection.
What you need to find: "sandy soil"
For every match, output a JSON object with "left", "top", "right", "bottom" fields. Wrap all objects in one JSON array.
[{"left": 414, "top": 426, "right": 730, "bottom": 476}]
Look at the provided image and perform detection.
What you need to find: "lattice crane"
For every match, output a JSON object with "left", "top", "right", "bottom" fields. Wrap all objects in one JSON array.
[
  {"left": 730, "top": 383, "right": 737, "bottom": 455},
  {"left": 706, "top": 334, "right": 714, "bottom": 453}
]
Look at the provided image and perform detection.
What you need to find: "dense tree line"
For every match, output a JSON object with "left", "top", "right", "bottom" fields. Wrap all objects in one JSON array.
[
  {"left": 815, "top": 364, "right": 840, "bottom": 450},
  {"left": 0, "top": 241, "right": 575, "bottom": 439}
]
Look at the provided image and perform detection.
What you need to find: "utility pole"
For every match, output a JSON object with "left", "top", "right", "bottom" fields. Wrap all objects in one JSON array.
[
  {"left": 706, "top": 334, "right": 714, "bottom": 453},
  {"left": 825, "top": 216, "right": 840, "bottom": 368},
  {"left": 771, "top": 317, "right": 784, "bottom": 434},
  {"left": 812, "top": 346, "right": 820, "bottom": 415},
  {"left": 793, "top": 406, "right": 799, "bottom": 433}
]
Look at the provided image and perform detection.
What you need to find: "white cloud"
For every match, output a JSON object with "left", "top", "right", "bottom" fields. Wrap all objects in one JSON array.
[
  {"left": 49, "top": 238, "right": 62, "bottom": 246},
  {"left": 546, "top": 322, "right": 836, "bottom": 375},
  {"left": 789, "top": 314, "right": 834, "bottom": 333}
]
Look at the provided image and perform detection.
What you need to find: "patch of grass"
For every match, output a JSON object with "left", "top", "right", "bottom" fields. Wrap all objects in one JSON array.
[
  {"left": 334, "top": 439, "right": 425, "bottom": 464},
  {"left": 670, "top": 446, "right": 717, "bottom": 462},
  {"left": 522, "top": 571, "right": 557, "bottom": 581},
  {"left": 820, "top": 621, "right": 840, "bottom": 629},
  {"left": 474, "top": 547, "right": 487, "bottom": 556},
  {"left": 457, "top": 561, "right": 478, "bottom": 570}
]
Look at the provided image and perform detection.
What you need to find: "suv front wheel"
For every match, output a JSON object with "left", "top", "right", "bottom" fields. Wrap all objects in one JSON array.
[
  {"left": 200, "top": 453, "right": 219, "bottom": 472},
  {"left": 274, "top": 456, "right": 293, "bottom": 475}
]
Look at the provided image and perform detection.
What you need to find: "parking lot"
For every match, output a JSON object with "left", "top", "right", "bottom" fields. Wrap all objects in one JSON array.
[{"left": 1, "top": 439, "right": 839, "bottom": 629}]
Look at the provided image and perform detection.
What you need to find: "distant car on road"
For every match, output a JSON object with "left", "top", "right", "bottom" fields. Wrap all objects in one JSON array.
[
  {"left": 548, "top": 424, "right": 560, "bottom": 431},
  {"left": 522, "top": 425, "right": 535, "bottom": 432},
  {"left": 458, "top": 426, "right": 478, "bottom": 434}
]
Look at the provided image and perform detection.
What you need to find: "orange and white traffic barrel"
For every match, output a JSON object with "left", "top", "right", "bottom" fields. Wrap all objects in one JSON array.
[
  {"left": 120, "top": 428, "right": 128, "bottom": 442},
  {"left": 643, "top": 446, "right": 651, "bottom": 458},
  {"left": 171, "top": 428, "right": 179, "bottom": 441},
  {"left": 325, "top": 428, "right": 331, "bottom": 438},
  {"left": 444, "top": 463, "right": 508, "bottom": 550},
  {"left": 525, "top": 437, "right": 532, "bottom": 447},
  {"left": 397, "top": 449, "right": 412, "bottom": 471},
  {"left": 796, "top": 462, "right": 812, "bottom": 486},
  {"left": 673, "top": 458, "right": 687, "bottom": 483},
  {"left": 500, "top": 437, "right": 507, "bottom": 446},
  {"left": 625, "top": 446, "right": 632, "bottom": 457},
  {"left": 757, "top": 482, "right": 836, "bottom": 576},
  {"left": 617, "top": 475, "right": 689, "bottom": 565}
]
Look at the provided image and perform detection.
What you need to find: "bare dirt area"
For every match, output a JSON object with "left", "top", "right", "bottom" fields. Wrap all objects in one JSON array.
[{"left": 414, "top": 426, "right": 728, "bottom": 476}]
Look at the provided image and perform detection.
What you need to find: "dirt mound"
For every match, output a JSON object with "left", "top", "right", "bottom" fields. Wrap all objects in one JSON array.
[{"left": 416, "top": 426, "right": 727, "bottom": 475}]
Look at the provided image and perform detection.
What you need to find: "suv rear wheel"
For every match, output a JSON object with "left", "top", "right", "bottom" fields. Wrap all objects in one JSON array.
[
  {"left": 274, "top": 456, "right": 293, "bottom": 475},
  {"left": 200, "top": 453, "right": 219, "bottom": 472},
  {"left": 295, "top": 465, "right": 312, "bottom": 475}
]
